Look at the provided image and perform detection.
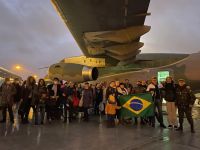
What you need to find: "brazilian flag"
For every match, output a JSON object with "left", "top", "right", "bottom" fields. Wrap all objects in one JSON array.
[{"left": 118, "top": 93, "right": 154, "bottom": 117}]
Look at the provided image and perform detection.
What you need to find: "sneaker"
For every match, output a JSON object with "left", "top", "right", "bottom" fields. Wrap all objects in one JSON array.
[
  {"left": 173, "top": 125, "right": 178, "bottom": 129},
  {"left": 0, "top": 120, "right": 6, "bottom": 123},
  {"left": 160, "top": 124, "right": 167, "bottom": 128},
  {"left": 191, "top": 126, "right": 195, "bottom": 133},
  {"left": 151, "top": 124, "right": 155, "bottom": 128},
  {"left": 168, "top": 125, "right": 173, "bottom": 129},
  {"left": 176, "top": 127, "right": 183, "bottom": 132},
  {"left": 191, "top": 129, "right": 195, "bottom": 133}
]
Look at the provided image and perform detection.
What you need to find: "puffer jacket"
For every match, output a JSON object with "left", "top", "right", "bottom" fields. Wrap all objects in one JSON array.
[
  {"left": 176, "top": 85, "right": 196, "bottom": 106},
  {"left": 27, "top": 84, "right": 39, "bottom": 106},
  {"left": 164, "top": 83, "right": 176, "bottom": 102},
  {"left": 82, "top": 89, "right": 93, "bottom": 108}
]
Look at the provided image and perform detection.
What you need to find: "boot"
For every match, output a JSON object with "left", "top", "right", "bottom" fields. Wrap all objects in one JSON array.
[
  {"left": 176, "top": 125, "right": 183, "bottom": 132},
  {"left": 0, "top": 120, "right": 6, "bottom": 123},
  {"left": 160, "top": 123, "right": 166, "bottom": 128},
  {"left": 191, "top": 125, "right": 195, "bottom": 133}
]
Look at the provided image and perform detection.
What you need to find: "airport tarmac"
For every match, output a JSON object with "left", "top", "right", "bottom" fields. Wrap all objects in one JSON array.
[{"left": 0, "top": 107, "right": 200, "bottom": 150}]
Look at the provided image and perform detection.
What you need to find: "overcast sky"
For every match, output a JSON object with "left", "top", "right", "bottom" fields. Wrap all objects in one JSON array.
[{"left": 0, "top": 0, "right": 200, "bottom": 79}]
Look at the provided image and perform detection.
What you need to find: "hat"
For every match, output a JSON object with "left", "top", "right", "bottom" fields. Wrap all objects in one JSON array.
[{"left": 178, "top": 79, "right": 185, "bottom": 82}]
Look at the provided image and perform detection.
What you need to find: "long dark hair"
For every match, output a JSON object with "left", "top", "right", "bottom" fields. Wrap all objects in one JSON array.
[
  {"left": 38, "top": 79, "right": 46, "bottom": 87},
  {"left": 26, "top": 76, "right": 36, "bottom": 86}
]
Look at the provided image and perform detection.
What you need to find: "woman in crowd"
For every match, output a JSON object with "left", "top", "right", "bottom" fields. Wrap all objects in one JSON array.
[
  {"left": 94, "top": 83, "right": 103, "bottom": 115},
  {"left": 163, "top": 76, "right": 177, "bottom": 129},
  {"left": 26, "top": 76, "right": 39, "bottom": 125},
  {"left": 117, "top": 83, "right": 128, "bottom": 96},
  {"left": 37, "top": 79, "right": 48, "bottom": 124},
  {"left": 20, "top": 80, "right": 29, "bottom": 123},
  {"left": 47, "top": 77, "right": 62, "bottom": 123}
]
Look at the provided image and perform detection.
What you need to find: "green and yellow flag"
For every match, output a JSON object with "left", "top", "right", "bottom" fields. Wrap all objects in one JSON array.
[{"left": 118, "top": 93, "right": 154, "bottom": 117}]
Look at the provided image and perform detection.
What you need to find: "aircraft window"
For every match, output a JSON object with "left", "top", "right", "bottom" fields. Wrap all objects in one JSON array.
[{"left": 157, "top": 71, "right": 170, "bottom": 84}]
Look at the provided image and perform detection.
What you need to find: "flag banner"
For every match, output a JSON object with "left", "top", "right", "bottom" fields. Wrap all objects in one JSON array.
[{"left": 118, "top": 93, "right": 154, "bottom": 118}]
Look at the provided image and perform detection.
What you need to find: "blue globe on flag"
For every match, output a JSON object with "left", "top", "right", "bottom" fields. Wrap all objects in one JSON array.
[{"left": 130, "top": 99, "right": 143, "bottom": 111}]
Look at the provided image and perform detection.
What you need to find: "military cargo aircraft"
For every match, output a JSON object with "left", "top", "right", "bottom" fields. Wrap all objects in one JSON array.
[{"left": 47, "top": 0, "right": 200, "bottom": 92}]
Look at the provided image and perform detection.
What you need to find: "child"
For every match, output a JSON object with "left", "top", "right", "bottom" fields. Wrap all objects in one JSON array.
[{"left": 105, "top": 94, "right": 121, "bottom": 128}]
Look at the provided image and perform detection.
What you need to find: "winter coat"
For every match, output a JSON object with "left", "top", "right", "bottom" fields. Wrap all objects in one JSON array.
[
  {"left": 27, "top": 84, "right": 39, "bottom": 106},
  {"left": 13, "top": 83, "right": 22, "bottom": 103},
  {"left": 0, "top": 83, "right": 16, "bottom": 105},
  {"left": 38, "top": 86, "right": 47, "bottom": 103},
  {"left": 106, "top": 87, "right": 117, "bottom": 100},
  {"left": 82, "top": 89, "right": 93, "bottom": 108},
  {"left": 163, "top": 83, "right": 176, "bottom": 102},
  {"left": 95, "top": 88, "right": 103, "bottom": 104},
  {"left": 176, "top": 85, "right": 196, "bottom": 106}
]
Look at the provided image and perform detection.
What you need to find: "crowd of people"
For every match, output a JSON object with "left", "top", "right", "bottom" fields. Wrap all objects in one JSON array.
[{"left": 0, "top": 76, "right": 196, "bottom": 133}]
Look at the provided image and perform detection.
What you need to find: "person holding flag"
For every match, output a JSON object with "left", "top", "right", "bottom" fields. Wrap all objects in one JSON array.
[
  {"left": 105, "top": 94, "right": 121, "bottom": 128},
  {"left": 146, "top": 77, "right": 166, "bottom": 128}
]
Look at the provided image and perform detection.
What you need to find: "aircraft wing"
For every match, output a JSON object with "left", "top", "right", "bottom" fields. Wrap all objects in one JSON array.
[
  {"left": 0, "top": 67, "right": 22, "bottom": 80},
  {"left": 52, "top": 0, "right": 151, "bottom": 65}
]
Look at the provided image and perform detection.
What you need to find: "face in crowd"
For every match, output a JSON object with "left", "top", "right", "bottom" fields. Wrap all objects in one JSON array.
[
  {"left": 96, "top": 83, "right": 101, "bottom": 89},
  {"left": 69, "top": 82, "right": 74, "bottom": 88},
  {"left": 125, "top": 79, "right": 129, "bottom": 84},
  {"left": 14, "top": 78, "right": 20, "bottom": 84},
  {"left": 178, "top": 80, "right": 186, "bottom": 87},
  {"left": 166, "top": 77, "right": 173, "bottom": 83},
  {"left": 110, "top": 81, "right": 116, "bottom": 88},
  {"left": 29, "top": 77, "right": 35, "bottom": 84},
  {"left": 137, "top": 81, "right": 142, "bottom": 86},
  {"left": 115, "top": 81, "right": 120, "bottom": 87},
  {"left": 5, "top": 78, "right": 11, "bottom": 85},
  {"left": 151, "top": 77, "right": 157, "bottom": 85},
  {"left": 119, "top": 83, "right": 125, "bottom": 89},
  {"left": 84, "top": 83, "right": 89, "bottom": 89},
  {"left": 53, "top": 78, "right": 59, "bottom": 85},
  {"left": 39, "top": 79, "right": 45, "bottom": 86},
  {"left": 141, "top": 80, "right": 146, "bottom": 86}
]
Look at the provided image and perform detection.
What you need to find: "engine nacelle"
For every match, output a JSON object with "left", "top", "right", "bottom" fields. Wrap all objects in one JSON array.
[{"left": 48, "top": 63, "right": 98, "bottom": 82}]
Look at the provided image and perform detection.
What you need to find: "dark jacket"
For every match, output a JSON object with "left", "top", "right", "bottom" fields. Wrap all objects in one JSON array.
[
  {"left": 27, "top": 84, "right": 39, "bottom": 106},
  {"left": 163, "top": 83, "right": 176, "bottom": 102},
  {"left": 176, "top": 85, "right": 196, "bottom": 106},
  {"left": 106, "top": 87, "right": 117, "bottom": 100},
  {"left": 0, "top": 83, "right": 16, "bottom": 105},
  {"left": 13, "top": 83, "right": 22, "bottom": 103},
  {"left": 82, "top": 89, "right": 93, "bottom": 108},
  {"left": 38, "top": 85, "right": 47, "bottom": 103},
  {"left": 21, "top": 84, "right": 30, "bottom": 102},
  {"left": 47, "top": 84, "right": 62, "bottom": 97},
  {"left": 95, "top": 88, "right": 103, "bottom": 104}
]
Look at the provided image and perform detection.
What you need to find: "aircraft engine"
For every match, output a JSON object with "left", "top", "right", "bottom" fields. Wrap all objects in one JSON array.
[{"left": 48, "top": 63, "right": 99, "bottom": 82}]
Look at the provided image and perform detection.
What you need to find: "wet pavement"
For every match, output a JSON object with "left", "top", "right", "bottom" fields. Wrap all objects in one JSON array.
[{"left": 0, "top": 107, "right": 200, "bottom": 150}]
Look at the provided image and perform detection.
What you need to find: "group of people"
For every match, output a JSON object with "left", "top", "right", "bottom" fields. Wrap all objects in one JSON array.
[{"left": 0, "top": 76, "right": 196, "bottom": 133}]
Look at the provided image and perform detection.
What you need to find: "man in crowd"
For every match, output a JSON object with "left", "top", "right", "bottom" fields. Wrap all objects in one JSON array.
[
  {"left": 47, "top": 77, "right": 62, "bottom": 122},
  {"left": 146, "top": 77, "right": 166, "bottom": 128},
  {"left": 82, "top": 82, "right": 93, "bottom": 121},
  {"left": 0, "top": 78, "right": 16, "bottom": 124},
  {"left": 176, "top": 79, "right": 196, "bottom": 133}
]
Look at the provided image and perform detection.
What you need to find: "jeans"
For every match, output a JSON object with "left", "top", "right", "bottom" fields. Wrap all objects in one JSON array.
[
  {"left": 83, "top": 107, "right": 89, "bottom": 121},
  {"left": 2, "top": 103, "right": 14, "bottom": 122},
  {"left": 151, "top": 99, "right": 164, "bottom": 125}
]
